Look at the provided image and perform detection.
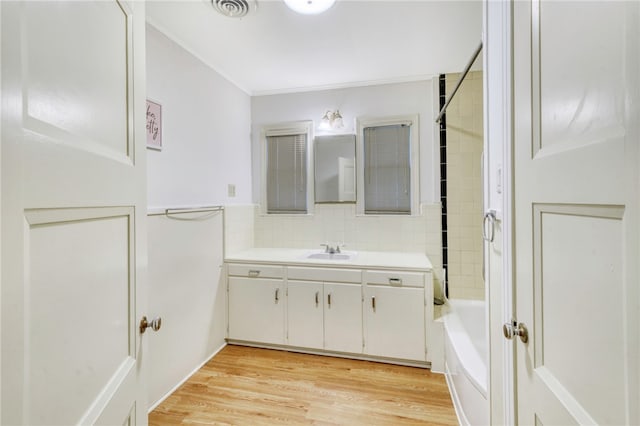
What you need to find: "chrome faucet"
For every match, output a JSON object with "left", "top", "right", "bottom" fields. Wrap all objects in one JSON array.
[
  {"left": 320, "top": 243, "right": 335, "bottom": 254},
  {"left": 320, "top": 243, "right": 344, "bottom": 254}
]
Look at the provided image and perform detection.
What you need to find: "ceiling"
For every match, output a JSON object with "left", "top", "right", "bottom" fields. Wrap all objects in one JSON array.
[{"left": 146, "top": 0, "right": 483, "bottom": 96}]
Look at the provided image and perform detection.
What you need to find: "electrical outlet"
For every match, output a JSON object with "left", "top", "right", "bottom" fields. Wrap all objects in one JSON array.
[{"left": 228, "top": 184, "right": 236, "bottom": 197}]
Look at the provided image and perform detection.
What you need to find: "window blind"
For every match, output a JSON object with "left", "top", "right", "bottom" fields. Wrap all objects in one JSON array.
[
  {"left": 363, "top": 124, "right": 411, "bottom": 214},
  {"left": 266, "top": 133, "right": 308, "bottom": 214}
]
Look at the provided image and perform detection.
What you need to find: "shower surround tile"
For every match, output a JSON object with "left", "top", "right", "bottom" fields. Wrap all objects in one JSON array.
[{"left": 445, "top": 70, "right": 484, "bottom": 300}]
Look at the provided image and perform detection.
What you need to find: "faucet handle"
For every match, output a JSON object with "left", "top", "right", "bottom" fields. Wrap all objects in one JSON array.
[
  {"left": 320, "top": 243, "right": 330, "bottom": 253},
  {"left": 336, "top": 243, "right": 345, "bottom": 253}
]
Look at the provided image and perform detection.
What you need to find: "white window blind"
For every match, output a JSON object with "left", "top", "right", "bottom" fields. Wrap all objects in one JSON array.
[
  {"left": 363, "top": 124, "right": 411, "bottom": 214},
  {"left": 266, "top": 133, "right": 308, "bottom": 214}
]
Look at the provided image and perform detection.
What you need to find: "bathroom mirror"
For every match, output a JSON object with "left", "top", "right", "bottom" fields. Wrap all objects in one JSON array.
[{"left": 314, "top": 134, "right": 356, "bottom": 203}]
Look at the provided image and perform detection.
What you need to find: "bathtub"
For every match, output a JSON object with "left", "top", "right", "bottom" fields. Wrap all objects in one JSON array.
[{"left": 443, "top": 299, "right": 489, "bottom": 426}]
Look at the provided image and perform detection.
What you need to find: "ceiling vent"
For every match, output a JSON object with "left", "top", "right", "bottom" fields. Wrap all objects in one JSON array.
[{"left": 211, "top": 0, "right": 256, "bottom": 18}]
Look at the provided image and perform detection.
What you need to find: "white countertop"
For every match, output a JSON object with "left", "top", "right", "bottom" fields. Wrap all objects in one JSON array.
[{"left": 225, "top": 248, "right": 432, "bottom": 272}]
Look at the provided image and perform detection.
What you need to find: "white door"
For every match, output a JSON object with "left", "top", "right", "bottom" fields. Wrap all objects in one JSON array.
[
  {"left": 324, "top": 282, "right": 362, "bottom": 354},
  {"left": 287, "top": 281, "right": 324, "bottom": 349},
  {"left": 365, "top": 286, "right": 425, "bottom": 361},
  {"left": 228, "top": 277, "right": 285, "bottom": 345},
  {"left": 338, "top": 156, "right": 356, "bottom": 202},
  {"left": 512, "top": 1, "right": 639, "bottom": 424},
  {"left": 1, "top": 1, "right": 148, "bottom": 424}
]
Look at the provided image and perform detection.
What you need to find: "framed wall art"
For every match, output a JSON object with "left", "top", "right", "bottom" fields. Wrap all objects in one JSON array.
[{"left": 146, "top": 99, "right": 162, "bottom": 150}]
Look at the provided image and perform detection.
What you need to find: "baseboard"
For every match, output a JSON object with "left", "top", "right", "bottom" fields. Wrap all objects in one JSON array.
[
  {"left": 148, "top": 342, "right": 227, "bottom": 413},
  {"left": 226, "top": 340, "right": 431, "bottom": 369}
]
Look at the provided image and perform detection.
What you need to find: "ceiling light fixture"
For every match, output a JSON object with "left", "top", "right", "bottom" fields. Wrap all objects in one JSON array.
[{"left": 283, "top": 0, "right": 336, "bottom": 15}]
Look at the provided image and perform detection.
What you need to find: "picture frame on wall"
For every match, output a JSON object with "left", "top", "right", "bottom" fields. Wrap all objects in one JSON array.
[{"left": 146, "top": 99, "right": 162, "bottom": 150}]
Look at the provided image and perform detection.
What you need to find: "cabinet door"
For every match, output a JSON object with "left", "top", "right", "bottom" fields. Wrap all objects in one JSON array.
[
  {"left": 324, "top": 283, "right": 363, "bottom": 354},
  {"left": 365, "top": 286, "right": 425, "bottom": 361},
  {"left": 287, "top": 281, "right": 324, "bottom": 349},
  {"left": 228, "top": 277, "right": 284, "bottom": 345}
]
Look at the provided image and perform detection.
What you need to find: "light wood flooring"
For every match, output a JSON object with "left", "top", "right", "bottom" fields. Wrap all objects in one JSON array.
[{"left": 149, "top": 345, "right": 458, "bottom": 425}]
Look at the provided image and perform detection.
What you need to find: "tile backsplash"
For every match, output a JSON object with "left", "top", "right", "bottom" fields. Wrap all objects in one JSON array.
[
  {"left": 223, "top": 205, "right": 255, "bottom": 255},
  {"left": 224, "top": 203, "right": 445, "bottom": 300}
]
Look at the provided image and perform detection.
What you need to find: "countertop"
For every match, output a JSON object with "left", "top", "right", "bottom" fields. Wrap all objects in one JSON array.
[{"left": 225, "top": 248, "right": 432, "bottom": 272}]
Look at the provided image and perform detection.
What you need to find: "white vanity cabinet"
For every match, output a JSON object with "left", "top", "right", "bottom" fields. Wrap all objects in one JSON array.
[
  {"left": 227, "top": 264, "right": 285, "bottom": 345},
  {"left": 225, "top": 250, "right": 433, "bottom": 366},
  {"left": 287, "top": 267, "right": 363, "bottom": 354},
  {"left": 364, "top": 270, "right": 427, "bottom": 361}
]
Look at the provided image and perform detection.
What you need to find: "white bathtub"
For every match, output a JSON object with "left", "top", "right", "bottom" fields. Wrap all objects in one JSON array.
[{"left": 443, "top": 299, "right": 489, "bottom": 426}]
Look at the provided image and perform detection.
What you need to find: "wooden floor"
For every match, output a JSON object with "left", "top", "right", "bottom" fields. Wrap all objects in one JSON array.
[{"left": 149, "top": 345, "right": 458, "bottom": 425}]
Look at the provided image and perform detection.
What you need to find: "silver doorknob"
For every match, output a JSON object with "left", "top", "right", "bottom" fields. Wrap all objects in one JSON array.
[
  {"left": 503, "top": 320, "right": 528, "bottom": 343},
  {"left": 140, "top": 316, "right": 162, "bottom": 334}
]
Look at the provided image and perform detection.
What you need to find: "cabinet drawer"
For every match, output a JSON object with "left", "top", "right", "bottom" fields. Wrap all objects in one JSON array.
[
  {"left": 287, "top": 266, "right": 361, "bottom": 283},
  {"left": 364, "top": 270, "right": 424, "bottom": 288},
  {"left": 227, "top": 263, "right": 284, "bottom": 279}
]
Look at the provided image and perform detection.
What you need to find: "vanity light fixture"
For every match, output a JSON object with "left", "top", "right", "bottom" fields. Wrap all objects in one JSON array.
[
  {"left": 283, "top": 0, "right": 336, "bottom": 15},
  {"left": 320, "top": 109, "right": 344, "bottom": 130}
]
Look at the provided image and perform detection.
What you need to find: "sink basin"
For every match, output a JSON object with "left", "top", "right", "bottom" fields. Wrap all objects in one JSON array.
[{"left": 306, "top": 252, "right": 355, "bottom": 261}]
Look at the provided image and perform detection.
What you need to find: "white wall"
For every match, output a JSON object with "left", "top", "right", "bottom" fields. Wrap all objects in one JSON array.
[
  {"left": 147, "top": 212, "right": 226, "bottom": 409},
  {"left": 145, "top": 24, "right": 253, "bottom": 410},
  {"left": 146, "top": 24, "right": 252, "bottom": 208},
  {"left": 250, "top": 80, "right": 437, "bottom": 204}
]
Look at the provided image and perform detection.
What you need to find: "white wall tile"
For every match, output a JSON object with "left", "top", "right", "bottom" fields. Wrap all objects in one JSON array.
[{"left": 445, "top": 70, "right": 484, "bottom": 301}]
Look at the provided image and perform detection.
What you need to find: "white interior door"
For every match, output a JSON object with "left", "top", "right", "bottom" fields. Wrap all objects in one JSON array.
[
  {"left": 513, "top": 1, "right": 639, "bottom": 424},
  {"left": 338, "top": 156, "right": 355, "bottom": 202},
  {"left": 1, "top": 1, "right": 148, "bottom": 424}
]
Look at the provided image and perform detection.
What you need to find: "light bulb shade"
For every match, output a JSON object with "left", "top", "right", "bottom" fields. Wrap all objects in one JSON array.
[
  {"left": 283, "top": 0, "right": 336, "bottom": 15},
  {"left": 319, "top": 111, "right": 332, "bottom": 130},
  {"left": 332, "top": 110, "right": 344, "bottom": 128}
]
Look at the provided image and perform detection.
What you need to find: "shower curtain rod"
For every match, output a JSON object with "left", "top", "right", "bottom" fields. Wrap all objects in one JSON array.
[{"left": 435, "top": 41, "right": 483, "bottom": 123}]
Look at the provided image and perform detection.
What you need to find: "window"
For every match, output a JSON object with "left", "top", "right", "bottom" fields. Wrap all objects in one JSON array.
[
  {"left": 262, "top": 122, "right": 313, "bottom": 214},
  {"left": 356, "top": 116, "right": 419, "bottom": 215}
]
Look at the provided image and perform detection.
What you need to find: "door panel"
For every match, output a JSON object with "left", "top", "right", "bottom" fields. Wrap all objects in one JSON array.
[
  {"left": 24, "top": 1, "right": 130, "bottom": 158},
  {"left": 533, "top": 205, "right": 625, "bottom": 425},
  {"left": 538, "top": 2, "right": 625, "bottom": 152},
  {"left": 25, "top": 208, "right": 135, "bottom": 425},
  {"left": 287, "top": 281, "right": 323, "bottom": 349},
  {"left": 1, "top": 1, "right": 147, "bottom": 424},
  {"left": 365, "top": 286, "right": 425, "bottom": 361},
  {"left": 324, "top": 283, "right": 362, "bottom": 354},
  {"left": 513, "top": 1, "right": 639, "bottom": 424},
  {"left": 228, "top": 277, "right": 285, "bottom": 345}
]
